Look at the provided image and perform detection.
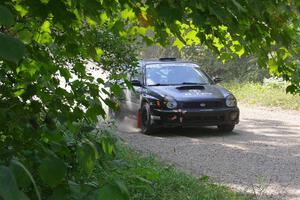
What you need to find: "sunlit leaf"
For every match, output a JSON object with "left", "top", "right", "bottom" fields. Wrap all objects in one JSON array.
[
  {"left": 14, "top": 4, "right": 28, "bottom": 17},
  {"left": 173, "top": 38, "right": 184, "bottom": 50}
]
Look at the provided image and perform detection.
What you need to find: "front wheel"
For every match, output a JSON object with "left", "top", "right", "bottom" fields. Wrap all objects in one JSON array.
[
  {"left": 140, "top": 103, "right": 155, "bottom": 135},
  {"left": 218, "top": 124, "right": 235, "bottom": 132}
]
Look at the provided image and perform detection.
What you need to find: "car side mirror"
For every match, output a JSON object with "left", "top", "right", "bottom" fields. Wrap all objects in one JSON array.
[
  {"left": 213, "top": 77, "right": 222, "bottom": 84},
  {"left": 131, "top": 80, "right": 142, "bottom": 87}
]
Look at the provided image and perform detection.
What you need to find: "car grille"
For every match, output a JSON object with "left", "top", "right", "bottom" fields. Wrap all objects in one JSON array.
[
  {"left": 180, "top": 100, "right": 224, "bottom": 109},
  {"left": 184, "top": 115, "right": 224, "bottom": 124}
]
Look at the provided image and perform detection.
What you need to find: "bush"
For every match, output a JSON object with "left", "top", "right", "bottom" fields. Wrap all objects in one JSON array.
[
  {"left": 0, "top": 120, "right": 128, "bottom": 199},
  {"left": 224, "top": 81, "right": 300, "bottom": 110}
]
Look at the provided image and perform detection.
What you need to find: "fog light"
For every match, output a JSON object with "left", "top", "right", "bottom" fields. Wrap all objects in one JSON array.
[{"left": 230, "top": 112, "right": 238, "bottom": 120}]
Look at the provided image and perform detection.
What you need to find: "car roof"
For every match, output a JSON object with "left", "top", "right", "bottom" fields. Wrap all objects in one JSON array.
[{"left": 138, "top": 58, "right": 196, "bottom": 68}]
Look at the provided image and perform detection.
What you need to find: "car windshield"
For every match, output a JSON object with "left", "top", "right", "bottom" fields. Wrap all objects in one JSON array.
[{"left": 145, "top": 63, "right": 212, "bottom": 86}]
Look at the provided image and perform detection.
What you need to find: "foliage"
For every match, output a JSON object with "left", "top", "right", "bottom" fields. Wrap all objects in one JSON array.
[
  {"left": 181, "top": 45, "right": 270, "bottom": 82},
  {"left": 223, "top": 81, "right": 300, "bottom": 110},
  {"left": 138, "top": 0, "right": 300, "bottom": 92},
  {"left": 0, "top": 0, "right": 139, "bottom": 199},
  {"left": 1, "top": 0, "right": 300, "bottom": 199}
]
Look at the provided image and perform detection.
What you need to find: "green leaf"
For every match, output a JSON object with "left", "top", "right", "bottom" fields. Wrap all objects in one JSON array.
[
  {"left": 18, "top": 30, "right": 33, "bottom": 44},
  {"left": 104, "top": 98, "right": 117, "bottom": 110},
  {"left": 110, "top": 84, "right": 122, "bottom": 96},
  {"left": 59, "top": 67, "right": 72, "bottom": 81},
  {"left": 9, "top": 161, "right": 31, "bottom": 188},
  {"left": 14, "top": 89, "right": 25, "bottom": 97},
  {"left": 95, "top": 47, "right": 104, "bottom": 57},
  {"left": 34, "top": 20, "right": 53, "bottom": 44},
  {"left": 0, "top": 166, "right": 20, "bottom": 200},
  {"left": 74, "top": 62, "right": 86, "bottom": 76},
  {"left": 173, "top": 38, "right": 184, "bottom": 50},
  {"left": 286, "top": 84, "right": 297, "bottom": 94},
  {"left": 49, "top": 187, "right": 68, "bottom": 200},
  {"left": 41, "top": 0, "right": 50, "bottom": 4},
  {"left": 0, "top": 5, "right": 15, "bottom": 27},
  {"left": 231, "top": 0, "right": 246, "bottom": 12},
  {"left": 19, "top": 192, "right": 30, "bottom": 200},
  {"left": 114, "top": 180, "right": 129, "bottom": 198},
  {"left": 10, "top": 160, "right": 41, "bottom": 200},
  {"left": 94, "top": 184, "right": 128, "bottom": 200},
  {"left": 121, "top": 8, "right": 135, "bottom": 20},
  {"left": 0, "top": 33, "right": 25, "bottom": 63},
  {"left": 77, "top": 139, "right": 99, "bottom": 175},
  {"left": 38, "top": 157, "right": 67, "bottom": 187},
  {"left": 14, "top": 4, "right": 28, "bottom": 17}
]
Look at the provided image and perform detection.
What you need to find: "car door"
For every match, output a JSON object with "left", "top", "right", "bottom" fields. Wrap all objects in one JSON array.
[{"left": 128, "top": 69, "right": 143, "bottom": 115}]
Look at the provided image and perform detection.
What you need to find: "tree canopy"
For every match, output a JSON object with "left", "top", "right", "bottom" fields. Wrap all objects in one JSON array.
[{"left": 1, "top": 0, "right": 300, "bottom": 199}]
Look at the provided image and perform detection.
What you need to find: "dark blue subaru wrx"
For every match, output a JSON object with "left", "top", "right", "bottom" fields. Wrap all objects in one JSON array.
[{"left": 117, "top": 58, "right": 239, "bottom": 134}]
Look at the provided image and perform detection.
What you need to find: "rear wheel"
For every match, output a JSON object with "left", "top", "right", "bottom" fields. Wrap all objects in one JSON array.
[
  {"left": 218, "top": 124, "right": 235, "bottom": 132},
  {"left": 140, "top": 103, "right": 155, "bottom": 135}
]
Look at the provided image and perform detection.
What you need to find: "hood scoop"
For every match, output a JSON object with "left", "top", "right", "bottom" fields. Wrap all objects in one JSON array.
[{"left": 176, "top": 85, "right": 205, "bottom": 90}]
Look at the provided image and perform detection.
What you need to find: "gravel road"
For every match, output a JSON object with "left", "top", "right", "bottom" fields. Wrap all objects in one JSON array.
[{"left": 116, "top": 105, "right": 300, "bottom": 200}]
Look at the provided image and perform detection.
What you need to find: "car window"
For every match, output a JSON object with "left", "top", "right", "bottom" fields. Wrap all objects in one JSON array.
[
  {"left": 130, "top": 68, "right": 143, "bottom": 83},
  {"left": 145, "top": 63, "right": 212, "bottom": 85}
]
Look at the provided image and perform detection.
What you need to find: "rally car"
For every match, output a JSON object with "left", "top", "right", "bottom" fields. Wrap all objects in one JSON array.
[{"left": 116, "top": 58, "right": 239, "bottom": 134}]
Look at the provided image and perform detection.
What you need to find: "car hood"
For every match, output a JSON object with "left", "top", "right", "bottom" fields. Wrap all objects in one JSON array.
[{"left": 147, "top": 85, "right": 231, "bottom": 101}]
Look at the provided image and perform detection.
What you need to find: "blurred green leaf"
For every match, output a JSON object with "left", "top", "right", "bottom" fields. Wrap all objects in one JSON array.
[
  {"left": 0, "top": 5, "right": 14, "bottom": 27},
  {"left": 286, "top": 84, "right": 297, "bottom": 94},
  {"left": 9, "top": 161, "right": 31, "bottom": 188},
  {"left": 94, "top": 184, "right": 128, "bottom": 200},
  {"left": 10, "top": 160, "right": 41, "bottom": 200},
  {"left": 18, "top": 30, "right": 33, "bottom": 44},
  {"left": 49, "top": 187, "right": 68, "bottom": 200},
  {"left": 110, "top": 84, "right": 122, "bottom": 96},
  {"left": 0, "top": 33, "right": 25, "bottom": 63},
  {"left": 0, "top": 166, "right": 20, "bottom": 200},
  {"left": 77, "top": 139, "right": 99, "bottom": 176},
  {"left": 18, "top": 192, "right": 30, "bottom": 200},
  {"left": 38, "top": 157, "right": 67, "bottom": 187}
]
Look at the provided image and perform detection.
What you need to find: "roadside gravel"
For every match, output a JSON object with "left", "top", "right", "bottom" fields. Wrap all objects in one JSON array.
[{"left": 117, "top": 105, "right": 300, "bottom": 200}]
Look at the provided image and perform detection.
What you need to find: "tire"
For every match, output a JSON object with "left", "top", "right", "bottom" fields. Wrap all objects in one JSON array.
[
  {"left": 218, "top": 124, "right": 235, "bottom": 132},
  {"left": 140, "top": 103, "right": 155, "bottom": 135}
]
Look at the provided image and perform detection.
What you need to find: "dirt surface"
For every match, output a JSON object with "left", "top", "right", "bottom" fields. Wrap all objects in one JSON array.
[{"left": 116, "top": 105, "right": 300, "bottom": 200}]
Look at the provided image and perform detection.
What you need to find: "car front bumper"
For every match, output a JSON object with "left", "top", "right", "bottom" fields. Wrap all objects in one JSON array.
[{"left": 150, "top": 107, "right": 239, "bottom": 128}]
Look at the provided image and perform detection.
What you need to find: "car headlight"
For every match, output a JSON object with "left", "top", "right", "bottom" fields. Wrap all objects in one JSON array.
[
  {"left": 226, "top": 94, "right": 237, "bottom": 107},
  {"left": 164, "top": 96, "right": 177, "bottom": 109}
]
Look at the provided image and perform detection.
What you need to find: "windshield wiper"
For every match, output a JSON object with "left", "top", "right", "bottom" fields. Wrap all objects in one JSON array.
[{"left": 148, "top": 83, "right": 169, "bottom": 86}]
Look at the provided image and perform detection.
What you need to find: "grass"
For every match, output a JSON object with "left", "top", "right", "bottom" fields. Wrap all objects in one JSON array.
[
  {"left": 223, "top": 81, "right": 300, "bottom": 111},
  {"left": 96, "top": 134, "right": 252, "bottom": 200}
]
